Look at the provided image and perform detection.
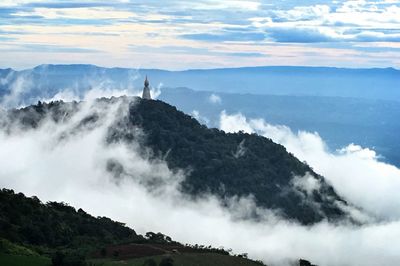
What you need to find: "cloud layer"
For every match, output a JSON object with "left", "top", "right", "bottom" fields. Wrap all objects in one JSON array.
[
  {"left": 1, "top": 93, "right": 400, "bottom": 265},
  {"left": 0, "top": 0, "right": 399, "bottom": 69},
  {"left": 220, "top": 111, "right": 400, "bottom": 221}
]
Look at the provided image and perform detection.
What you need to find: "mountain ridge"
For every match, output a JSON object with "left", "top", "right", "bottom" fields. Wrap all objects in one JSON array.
[
  {"left": 3, "top": 64, "right": 399, "bottom": 73},
  {"left": 1, "top": 64, "right": 399, "bottom": 106},
  {"left": 2, "top": 97, "right": 352, "bottom": 225}
]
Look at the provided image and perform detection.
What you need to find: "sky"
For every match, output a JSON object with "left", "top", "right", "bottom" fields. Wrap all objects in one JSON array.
[{"left": 0, "top": 0, "right": 400, "bottom": 70}]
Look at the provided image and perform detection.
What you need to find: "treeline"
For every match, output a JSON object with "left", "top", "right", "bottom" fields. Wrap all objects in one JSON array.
[
  {"left": 0, "top": 188, "right": 247, "bottom": 266},
  {"left": 0, "top": 188, "right": 140, "bottom": 253}
]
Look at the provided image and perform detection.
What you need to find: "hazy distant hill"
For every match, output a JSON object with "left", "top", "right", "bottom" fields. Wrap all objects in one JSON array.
[
  {"left": 4, "top": 97, "right": 350, "bottom": 225},
  {"left": 1, "top": 65, "right": 399, "bottom": 105}
]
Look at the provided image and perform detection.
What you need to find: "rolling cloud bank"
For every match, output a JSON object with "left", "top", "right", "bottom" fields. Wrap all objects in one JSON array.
[{"left": 0, "top": 84, "right": 400, "bottom": 266}]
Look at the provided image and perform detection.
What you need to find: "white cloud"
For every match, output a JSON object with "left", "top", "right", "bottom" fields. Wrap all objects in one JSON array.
[
  {"left": 1, "top": 0, "right": 400, "bottom": 68},
  {"left": 15, "top": 7, "right": 135, "bottom": 20},
  {"left": 338, "top": 143, "right": 379, "bottom": 160},
  {"left": 251, "top": 1, "right": 400, "bottom": 43},
  {"left": 274, "top": 5, "right": 331, "bottom": 21},
  {"left": 219, "top": 111, "right": 400, "bottom": 221},
  {"left": 1, "top": 100, "right": 400, "bottom": 265},
  {"left": 220, "top": 111, "right": 253, "bottom": 133},
  {"left": 209, "top": 93, "right": 222, "bottom": 104},
  {"left": 0, "top": 0, "right": 42, "bottom": 7},
  {"left": 193, "top": 0, "right": 261, "bottom": 11},
  {"left": 150, "top": 82, "right": 163, "bottom": 99},
  {"left": 0, "top": 72, "right": 34, "bottom": 108},
  {"left": 291, "top": 173, "right": 321, "bottom": 197},
  {"left": 191, "top": 110, "right": 210, "bottom": 125}
]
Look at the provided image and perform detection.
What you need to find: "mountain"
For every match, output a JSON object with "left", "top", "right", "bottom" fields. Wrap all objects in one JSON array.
[
  {"left": 3, "top": 97, "right": 350, "bottom": 225},
  {"left": 1, "top": 65, "right": 399, "bottom": 107},
  {"left": 0, "top": 188, "right": 269, "bottom": 266}
]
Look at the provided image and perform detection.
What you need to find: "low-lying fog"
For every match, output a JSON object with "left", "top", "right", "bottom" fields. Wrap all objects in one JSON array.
[{"left": 1, "top": 86, "right": 400, "bottom": 266}]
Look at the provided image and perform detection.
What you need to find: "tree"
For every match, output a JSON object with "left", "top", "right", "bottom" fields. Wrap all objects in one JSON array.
[
  {"left": 100, "top": 247, "right": 107, "bottom": 257},
  {"left": 113, "top": 250, "right": 120, "bottom": 258},
  {"left": 159, "top": 257, "right": 174, "bottom": 266},
  {"left": 143, "top": 258, "right": 157, "bottom": 266},
  {"left": 51, "top": 251, "right": 86, "bottom": 266},
  {"left": 299, "top": 259, "right": 316, "bottom": 266},
  {"left": 51, "top": 251, "right": 64, "bottom": 266}
]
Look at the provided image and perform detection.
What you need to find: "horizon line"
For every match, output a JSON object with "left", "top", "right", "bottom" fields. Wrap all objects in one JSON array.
[{"left": 3, "top": 64, "right": 399, "bottom": 72}]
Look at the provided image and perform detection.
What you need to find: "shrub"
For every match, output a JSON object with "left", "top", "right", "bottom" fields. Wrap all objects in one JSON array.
[{"left": 159, "top": 257, "right": 174, "bottom": 266}]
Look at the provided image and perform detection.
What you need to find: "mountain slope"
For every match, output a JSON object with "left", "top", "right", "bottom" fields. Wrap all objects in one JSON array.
[
  {"left": 0, "top": 188, "right": 140, "bottom": 250},
  {"left": 114, "top": 98, "right": 347, "bottom": 224},
  {"left": 0, "top": 188, "right": 270, "bottom": 266},
  {"left": 3, "top": 97, "right": 348, "bottom": 224}
]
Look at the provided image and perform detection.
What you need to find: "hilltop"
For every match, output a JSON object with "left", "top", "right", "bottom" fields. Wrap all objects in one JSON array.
[{"left": 3, "top": 97, "right": 350, "bottom": 224}]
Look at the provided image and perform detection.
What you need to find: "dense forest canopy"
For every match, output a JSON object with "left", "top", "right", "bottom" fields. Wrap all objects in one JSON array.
[
  {"left": 0, "top": 188, "right": 278, "bottom": 266},
  {"left": 2, "top": 97, "right": 349, "bottom": 224},
  {"left": 0, "top": 188, "right": 140, "bottom": 250},
  {"left": 114, "top": 98, "right": 348, "bottom": 224}
]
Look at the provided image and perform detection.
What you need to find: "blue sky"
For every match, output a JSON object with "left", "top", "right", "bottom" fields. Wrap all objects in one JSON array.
[{"left": 0, "top": 0, "right": 399, "bottom": 69}]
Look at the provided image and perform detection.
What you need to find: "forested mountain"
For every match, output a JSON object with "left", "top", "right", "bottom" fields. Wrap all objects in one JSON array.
[
  {"left": 2, "top": 97, "right": 350, "bottom": 225},
  {"left": 118, "top": 98, "right": 348, "bottom": 224}
]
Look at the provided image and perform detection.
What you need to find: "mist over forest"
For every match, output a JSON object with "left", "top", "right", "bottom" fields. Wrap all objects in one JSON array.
[
  {"left": 1, "top": 72, "right": 400, "bottom": 265},
  {"left": 1, "top": 1, "right": 400, "bottom": 264}
]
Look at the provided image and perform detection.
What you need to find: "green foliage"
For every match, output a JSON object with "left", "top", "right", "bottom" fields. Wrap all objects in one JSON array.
[
  {"left": 299, "top": 259, "right": 317, "bottom": 266},
  {"left": 0, "top": 238, "right": 39, "bottom": 256},
  {"left": 5, "top": 97, "right": 347, "bottom": 224},
  {"left": 159, "top": 257, "right": 174, "bottom": 266},
  {"left": 0, "top": 253, "right": 50, "bottom": 266},
  {"left": 1, "top": 189, "right": 236, "bottom": 266},
  {"left": 143, "top": 258, "right": 157, "bottom": 266},
  {"left": 118, "top": 98, "right": 346, "bottom": 224},
  {"left": 0, "top": 188, "right": 140, "bottom": 251},
  {"left": 145, "top": 232, "right": 173, "bottom": 244},
  {"left": 100, "top": 248, "right": 107, "bottom": 257},
  {"left": 51, "top": 251, "right": 64, "bottom": 266},
  {"left": 51, "top": 250, "right": 86, "bottom": 266}
]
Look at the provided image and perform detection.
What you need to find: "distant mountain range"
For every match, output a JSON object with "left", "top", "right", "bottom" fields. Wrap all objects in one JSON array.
[
  {"left": 1, "top": 65, "right": 399, "bottom": 105},
  {"left": 1, "top": 64, "right": 398, "bottom": 176}
]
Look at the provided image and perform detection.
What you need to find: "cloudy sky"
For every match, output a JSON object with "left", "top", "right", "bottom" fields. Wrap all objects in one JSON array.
[{"left": 1, "top": 0, "right": 400, "bottom": 70}]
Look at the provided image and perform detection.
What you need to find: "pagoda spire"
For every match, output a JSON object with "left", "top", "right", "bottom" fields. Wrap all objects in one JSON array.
[{"left": 142, "top": 75, "right": 151, "bottom": 100}]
